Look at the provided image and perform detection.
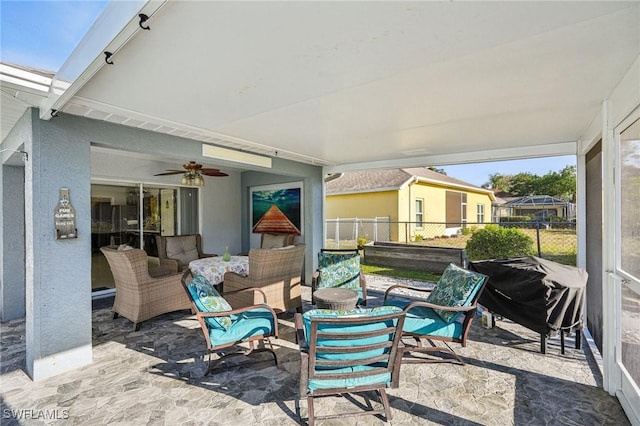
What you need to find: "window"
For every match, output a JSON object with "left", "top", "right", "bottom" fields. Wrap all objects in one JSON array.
[
  {"left": 461, "top": 193, "right": 467, "bottom": 224},
  {"left": 477, "top": 203, "right": 485, "bottom": 223},
  {"left": 415, "top": 199, "right": 424, "bottom": 228}
]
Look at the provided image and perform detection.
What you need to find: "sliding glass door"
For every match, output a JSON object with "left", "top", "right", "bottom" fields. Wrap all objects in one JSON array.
[
  {"left": 90, "top": 183, "right": 183, "bottom": 293},
  {"left": 614, "top": 112, "right": 640, "bottom": 419}
]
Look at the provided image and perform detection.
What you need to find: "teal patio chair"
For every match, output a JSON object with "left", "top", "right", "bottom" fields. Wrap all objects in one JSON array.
[
  {"left": 383, "top": 263, "right": 487, "bottom": 376},
  {"left": 312, "top": 249, "right": 367, "bottom": 306},
  {"left": 295, "top": 306, "right": 406, "bottom": 425},
  {"left": 181, "top": 270, "right": 279, "bottom": 374}
]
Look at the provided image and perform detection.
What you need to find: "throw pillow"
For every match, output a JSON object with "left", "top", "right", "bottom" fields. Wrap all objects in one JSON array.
[
  {"left": 262, "top": 233, "right": 287, "bottom": 249},
  {"left": 187, "top": 274, "right": 233, "bottom": 330},
  {"left": 426, "top": 263, "right": 486, "bottom": 323},
  {"left": 317, "top": 252, "right": 361, "bottom": 290},
  {"left": 166, "top": 236, "right": 199, "bottom": 266}
]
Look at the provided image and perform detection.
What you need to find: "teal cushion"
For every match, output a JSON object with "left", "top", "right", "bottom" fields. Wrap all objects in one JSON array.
[
  {"left": 302, "top": 306, "right": 402, "bottom": 360},
  {"left": 425, "top": 263, "right": 485, "bottom": 323},
  {"left": 208, "top": 307, "right": 275, "bottom": 345},
  {"left": 187, "top": 274, "right": 233, "bottom": 330},
  {"left": 317, "top": 252, "right": 361, "bottom": 291},
  {"left": 384, "top": 299, "right": 463, "bottom": 339},
  {"left": 303, "top": 305, "right": 401, "bottom": 320},
  {"left": 308, "top": 367, "right": 391, "bottom": 392}
]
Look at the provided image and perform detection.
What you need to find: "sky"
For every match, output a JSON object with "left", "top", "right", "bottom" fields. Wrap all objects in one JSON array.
[
  {"left": 0, "top": 1, "right": 576, "bottom": 185},
  {"left": 1, "top": 0, "right": 108, "bottom": 72}
]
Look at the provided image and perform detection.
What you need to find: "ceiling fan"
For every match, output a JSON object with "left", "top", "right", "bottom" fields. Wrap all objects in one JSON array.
[{"left": 154, "top": 161, "right": 227, "bottom": 186}]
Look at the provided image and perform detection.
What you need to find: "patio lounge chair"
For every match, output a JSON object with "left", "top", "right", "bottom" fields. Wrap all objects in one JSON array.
[
  {"left": 295, "top": 306, "right": 406, "bottom": 425},
  {"left": 383, "top": 263, "right": 487, "bottom": 380},
  {"left": 181, "top": 269, "right": 279, "bottom": 374},
  {"left": 156, "top": 233, "right": 217, "bottom": 273},
  {"left": 100, "top": 245, "right": 191, "bottom": 331},
  {"left": 312, "top": 249, "right": 367, "bottom": 306}
]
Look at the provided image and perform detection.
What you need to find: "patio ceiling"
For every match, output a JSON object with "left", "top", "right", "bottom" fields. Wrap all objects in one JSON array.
[{"left": 41, "top": 2, "right": 640, "bottom": 169}]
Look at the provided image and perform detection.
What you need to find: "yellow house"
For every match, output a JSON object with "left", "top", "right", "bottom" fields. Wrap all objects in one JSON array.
[{"left": 325, "top": 168, "right": 495, "bottom": 242}]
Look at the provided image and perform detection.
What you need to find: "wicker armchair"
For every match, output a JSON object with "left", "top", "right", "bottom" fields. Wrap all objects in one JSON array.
[
  {"left": 223, "top": 244, "right": 305, "bottom": 313},
  {"left": 156, "top": 234, "right": 216, "bottom": 273},
  {"left": 100, "top": 246, "right": 191, "bottom": 331}
]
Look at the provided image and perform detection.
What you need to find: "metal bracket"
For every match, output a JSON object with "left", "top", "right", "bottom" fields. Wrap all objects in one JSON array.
[
  {"left": 51, "top": 109, "right": 59, "bottom": 118},
  {"left": 139, "top": 13, "right": 150, "bottom": 30},
  {"left": 0, "top": 149, "right": 28, "bottom": 162},
  {"left": 104, "top": 51, "right": 114, "bottom": 65}
]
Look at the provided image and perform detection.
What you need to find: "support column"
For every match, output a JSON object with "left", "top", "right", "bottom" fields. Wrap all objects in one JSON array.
[{"left": 24, "top": 109, "right": 92, "bottom": 380}]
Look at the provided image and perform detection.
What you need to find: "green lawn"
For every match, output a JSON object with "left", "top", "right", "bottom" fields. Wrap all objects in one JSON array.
[{"left": 361, "top": 264, "right": 440, "bottom": 282}]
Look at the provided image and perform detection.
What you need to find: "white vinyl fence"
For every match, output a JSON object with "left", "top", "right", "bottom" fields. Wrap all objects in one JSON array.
[{"left": 325, "top": 217, "right": 390, "bottom": 248}]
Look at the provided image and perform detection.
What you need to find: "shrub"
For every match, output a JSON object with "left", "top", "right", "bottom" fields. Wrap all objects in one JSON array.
[
  {"left": 357, "top": 236, "right": 369, "bottom": 250},
  {"left": 465, "top": 224, "right": 535, "bottom": 260},
  {"left": 413, "top": 234, "right": 424, "bottom": 242},
  {"left": 460, "top": 226, "right": 471, "bottom": 236}
]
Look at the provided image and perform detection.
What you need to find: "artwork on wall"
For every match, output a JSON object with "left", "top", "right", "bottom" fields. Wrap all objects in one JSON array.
[{"left": 250, "top": 182, "right": 303, "bottom": 239}]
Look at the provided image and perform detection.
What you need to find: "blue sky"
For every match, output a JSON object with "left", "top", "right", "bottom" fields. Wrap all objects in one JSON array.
[
  {"left": 0, "top": 1, "right": 575, "bottom": 184},
  {"left": 1, "top": 0, "right": 108, "bottom": 72}
]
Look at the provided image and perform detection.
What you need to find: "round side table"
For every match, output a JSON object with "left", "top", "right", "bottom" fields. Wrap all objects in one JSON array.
[{"left": 313, "top": 288, "right": 359, "bottom": 310}]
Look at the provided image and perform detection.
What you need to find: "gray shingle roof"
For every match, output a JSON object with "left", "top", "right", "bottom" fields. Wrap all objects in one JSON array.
[{"left": 326, "top": 167, "right": 491, "bottom": 195}]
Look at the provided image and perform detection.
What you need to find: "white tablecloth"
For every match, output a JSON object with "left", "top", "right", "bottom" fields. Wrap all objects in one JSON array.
[{"left": 189, "top": 256, "right": 249, "bottom": 286}]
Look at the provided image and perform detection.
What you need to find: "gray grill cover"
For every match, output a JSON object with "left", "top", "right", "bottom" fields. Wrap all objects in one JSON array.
[{"left": 469, "top": 256, "right": 587, "bottom": 336}]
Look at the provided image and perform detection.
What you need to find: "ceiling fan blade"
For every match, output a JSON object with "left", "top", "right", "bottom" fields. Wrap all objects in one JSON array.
[
  {"left": 201, "top": 168, "right": 228, "bottom": 177},
  {"left": 154, "top": 170, "right": 185, "bottom": 176}
]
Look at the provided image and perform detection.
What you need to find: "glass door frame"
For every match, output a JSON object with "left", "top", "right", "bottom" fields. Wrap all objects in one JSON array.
[{"left": 609, "top": 105, "right": 640, "bottom": 423}]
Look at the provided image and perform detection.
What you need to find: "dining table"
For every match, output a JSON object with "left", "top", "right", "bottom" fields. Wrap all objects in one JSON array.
[{"left": 188, "top": 255, "right": 249, "bottom": 289}]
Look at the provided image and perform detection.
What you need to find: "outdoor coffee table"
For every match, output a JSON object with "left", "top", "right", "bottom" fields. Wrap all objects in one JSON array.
[{"left": 313, "top": 287, "right": 359, "bottom": 310}]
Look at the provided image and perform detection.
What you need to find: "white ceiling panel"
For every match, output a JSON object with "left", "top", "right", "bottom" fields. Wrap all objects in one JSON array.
[{"left": 63, "top": 1, "right": 639, "bottom": 168}]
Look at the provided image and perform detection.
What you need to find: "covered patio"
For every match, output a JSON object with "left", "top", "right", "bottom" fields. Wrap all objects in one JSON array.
[
  {"left": 1, "top": 1, "right": 639, "bottom": 424},
  {"left": 1, "top": 277, "right": 628, "bottom": 425}
]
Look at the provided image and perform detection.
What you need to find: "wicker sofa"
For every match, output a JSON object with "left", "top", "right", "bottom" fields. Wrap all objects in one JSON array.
[
  {"left": 100, "top": 245, "right": 192, "bottom": 330},
  {"left": 223, "top": 244, "right": 305, "bottom": 313}
]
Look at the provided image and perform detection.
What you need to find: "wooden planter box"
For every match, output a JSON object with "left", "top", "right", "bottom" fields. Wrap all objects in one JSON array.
[{"left": 363, "top": 242, "right": 468, "bottom": 274}]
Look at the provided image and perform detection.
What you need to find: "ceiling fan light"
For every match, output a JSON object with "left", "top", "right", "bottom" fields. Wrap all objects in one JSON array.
[
  {"left": 194, "top": 174, "right": 205, "bottom": 186},
  {"left": 181, "top": 174, "right": 189, "bottom": 185}
]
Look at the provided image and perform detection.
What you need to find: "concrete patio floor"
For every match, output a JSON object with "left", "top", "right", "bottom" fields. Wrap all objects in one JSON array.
[{"left": 1, "top": 275, "right": 629, "bottom": 425}]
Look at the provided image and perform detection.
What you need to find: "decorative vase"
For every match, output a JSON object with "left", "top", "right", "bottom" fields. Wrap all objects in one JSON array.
[{"left": 223, "top": 246, "right": 231, "bottom": 261}]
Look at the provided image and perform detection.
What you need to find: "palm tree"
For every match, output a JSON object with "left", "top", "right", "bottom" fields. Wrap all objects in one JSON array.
[{"left": 483, "top": 173, "right": 511, "bottom": 191}]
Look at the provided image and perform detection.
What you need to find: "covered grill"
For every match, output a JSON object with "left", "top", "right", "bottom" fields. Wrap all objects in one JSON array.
[{"left": 469, "top": 256, "right": 588, "bottom": 354}]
